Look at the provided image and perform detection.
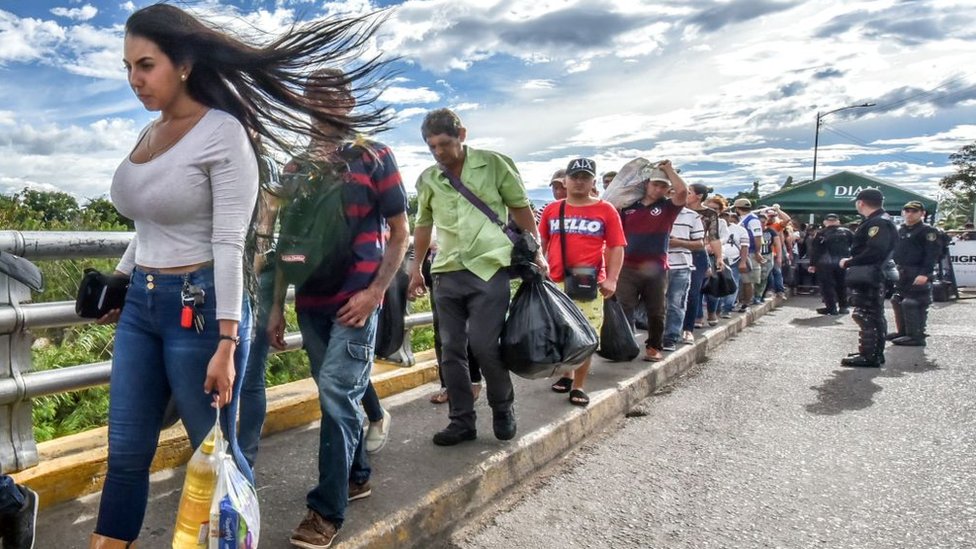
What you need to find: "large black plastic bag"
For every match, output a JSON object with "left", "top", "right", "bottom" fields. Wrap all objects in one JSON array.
[
  {"left": 702, "top": 265, "right": 737, "bottom": 298},
  {"left": 375, "top": 267, "right": 409, "bottom": 359},
  {"left": 501, "top": 275, "right": 598, "bottom": 379},
  {"left": 597, "top": 297, "right": 640, "bottom": 361}
]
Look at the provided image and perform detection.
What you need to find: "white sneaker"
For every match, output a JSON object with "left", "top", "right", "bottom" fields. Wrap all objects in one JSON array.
[{"left": 366, "top": 407, "right": 391, "bottom": 454}]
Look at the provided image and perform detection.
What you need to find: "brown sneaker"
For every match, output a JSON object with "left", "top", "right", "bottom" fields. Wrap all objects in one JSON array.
[
  {"left": 643, "top": 348, "right": 663, "bottom": 362},
  {"left": 290, "top": 509, "right": 339, "bottom": 549},
  {"left": 348, "top": 480, "right": 372, "bottom": 502}
]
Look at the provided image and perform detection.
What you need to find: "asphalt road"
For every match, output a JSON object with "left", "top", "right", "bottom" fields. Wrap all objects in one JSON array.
[{"left": 450, "top": 296, "right": 976, "bottom": 549}]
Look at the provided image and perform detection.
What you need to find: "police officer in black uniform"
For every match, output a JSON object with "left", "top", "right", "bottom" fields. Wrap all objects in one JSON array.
[
  {"left": 886, "top": 200, "right": 940, "bottom": 346},
  {"left": 839, "top": 189, "right": 897, "bottom": 367},
  {"left": 808, "top": 213, "right": 854, "bottom": 315}
]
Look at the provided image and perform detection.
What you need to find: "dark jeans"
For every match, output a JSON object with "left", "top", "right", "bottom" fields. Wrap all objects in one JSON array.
[
  {"left": 239, "top": 266, "right": 276, "bottom": 468},
  {"left": 297, "top": 308, "right": 375, "bottom": 527},
  {"left": 425, "top": 256, "right": 481, "bottom": 387},
  {"left": 432, "top": 269, "right": 513, "bottom": 431},
  {"left": 616, "top": 266, "right": 669, "bottom": 350},
  {"left": 0, "top": 475, "right": 24, "bottom": 515},
  {"left": 683, "top": 251, "right": 709, "bottom": 331},
  {"left": 362, "top": 382, "right": 383, "bottom": 422},
  {"left": 96, "top": 267, "right": 252, "bottom": 541}
]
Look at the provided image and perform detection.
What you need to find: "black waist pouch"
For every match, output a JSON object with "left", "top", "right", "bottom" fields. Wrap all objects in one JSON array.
[
  {"left": 76, "top": 268, "right": 129, "bottom": 318},
  {"left": 564, "top": 266, "right": 599, "bottom": 301}
]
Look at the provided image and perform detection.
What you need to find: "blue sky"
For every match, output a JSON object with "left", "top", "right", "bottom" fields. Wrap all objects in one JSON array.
[{"left": 1, "top": 0, "right": 975, "bottom": 205}]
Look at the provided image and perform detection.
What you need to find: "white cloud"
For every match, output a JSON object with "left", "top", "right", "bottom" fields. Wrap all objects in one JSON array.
[
  {"left": 120, "top": 2, "right": 135, "bottom": 13},
  {"left": 0, "top": 111, "right": 14, "bottom": 126},
  {"left": 522, "top": 79, "right": 556, "bottom": 90},
  {"left": 0, "top": 118, "right": 140, "bottom": 198},
  {"left": 379, "top": 86, "right": 440, "bottom": 104},
  {"left": 0, "top": 11, "right": 66, "bottom": 64},
  {"left": 50, "top": 5, "right": 98, "bottom": 21},
  {"left": 453, "top": 102, "right": 480, "bottom": 111}
]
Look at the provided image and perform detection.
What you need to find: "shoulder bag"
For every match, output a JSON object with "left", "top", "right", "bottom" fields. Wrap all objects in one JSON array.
[
  {"left": 440, "top": 168, "right": 539, "bottom": 276},
  {"left": 559, "top": 201, "right": 599, "bottom": 301}
]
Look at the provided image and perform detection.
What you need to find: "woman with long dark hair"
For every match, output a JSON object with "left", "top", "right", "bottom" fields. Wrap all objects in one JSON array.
[{"left": 93, "top": 4, "right": 392, "bottom": 547}]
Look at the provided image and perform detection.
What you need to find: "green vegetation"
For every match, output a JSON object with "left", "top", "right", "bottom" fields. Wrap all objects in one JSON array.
[
  {"left": 938, "top": 141, "right": 976, "bottom": 229},
  {"left": 1, "top": 187, "right": 433, "bottom": 442}
]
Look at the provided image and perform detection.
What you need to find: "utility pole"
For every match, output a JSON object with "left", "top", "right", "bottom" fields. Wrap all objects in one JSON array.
[{"left": 812, "top": 102, "right": 875, "bottom": 182}]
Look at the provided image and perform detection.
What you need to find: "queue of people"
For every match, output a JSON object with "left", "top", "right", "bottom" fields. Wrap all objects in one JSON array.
[{"left": 0, "top": 5, "right": 949, "bottom": 549}]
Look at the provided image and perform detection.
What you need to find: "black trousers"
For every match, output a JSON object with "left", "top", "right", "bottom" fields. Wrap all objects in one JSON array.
[
  {"left": 816, "top": 262, "right": 847, "bottom": 311},
  {"left": 849, "top": 282, "right": 886, "bottom": 358},
  {"left": 432, "top": 269, "right": 513, "bottom": 431}
]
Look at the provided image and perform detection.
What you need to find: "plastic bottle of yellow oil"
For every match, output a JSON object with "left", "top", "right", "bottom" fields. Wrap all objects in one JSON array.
[{"left": 172, "top": 432, "right": 219, "bottom": 548}]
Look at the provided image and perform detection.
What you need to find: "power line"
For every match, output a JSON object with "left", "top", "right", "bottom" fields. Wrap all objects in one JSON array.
[{"left": 820, "top": 123, "right": 934, "bottom": 166}]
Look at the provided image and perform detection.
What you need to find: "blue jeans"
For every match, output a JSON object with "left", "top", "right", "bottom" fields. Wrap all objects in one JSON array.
[
  {"left": 683, "top": 251, "right": 710, "bottom": 332},
  {"left": 0, "top": 475, "right": 24, "bottom": 515},
  {"left": 719, "top": 265, "right": 742, "bottom": 314},
  {"left": 663, "top": 268, "right": 692, "bottom": 345},
  {"left": 297, "top": 308, "right": 375, "bottom": 527},
  {"left": 769, "top": 264, "right": 785, "bottom": 293},
  {"left": 96, "top": 267, "right": 252, "bottom": 541},
  {"left": 239, "top": 267, "right": 276, "bottom": 468}
]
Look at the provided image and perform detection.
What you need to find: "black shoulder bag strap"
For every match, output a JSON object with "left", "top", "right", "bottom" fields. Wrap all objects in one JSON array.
[
  {"left": 559, "top": 200, "right": 569, "bottom": 280},
  {"left": 440, "top": 166, "right": 517, "bottom": 245}
]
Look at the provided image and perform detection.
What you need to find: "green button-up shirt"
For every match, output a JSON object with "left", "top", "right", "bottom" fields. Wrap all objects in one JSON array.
[{"left": 415, "top": 146, "right": 530, "bottom": 281}]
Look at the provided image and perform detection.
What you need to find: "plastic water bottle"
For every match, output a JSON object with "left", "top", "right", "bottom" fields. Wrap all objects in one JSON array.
[{"left": 172, "top": 432, "right": 219, "bottom": 548}]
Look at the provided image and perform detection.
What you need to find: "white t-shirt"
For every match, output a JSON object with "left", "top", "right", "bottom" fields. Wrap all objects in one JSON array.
[
  {"left": 724, "top": 223, "right": 749, "bottom": 264},
  {"left": 668, "top": 208, "right": 704, "bottom": 270}
]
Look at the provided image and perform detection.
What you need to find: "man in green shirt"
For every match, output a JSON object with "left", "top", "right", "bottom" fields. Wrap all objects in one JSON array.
[{"left": 408, "top": 108, "right": 542, "bottom": 446}]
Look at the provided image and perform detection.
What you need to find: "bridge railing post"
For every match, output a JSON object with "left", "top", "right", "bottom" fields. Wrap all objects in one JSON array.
[{"left": 0, "top": 271, "right": 38, "bottom": 473}]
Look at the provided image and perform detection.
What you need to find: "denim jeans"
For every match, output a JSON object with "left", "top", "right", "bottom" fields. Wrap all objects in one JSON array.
[
  {"left": 362, "top": 382, "right": 383, "bottom": 423},
  {"left": 0, "top": 475, "right": 24, "bottom": 515},
  {"left": 663, "top": 268, "right": 692, "bottom": 345},
  {"left": 683, "top": 251, "right": 709, "bottom": 331},
  {"left": 718, "top": 265, "right": 742, "bottom": 314},
  {"left": 297, "top": 308, "right": 375, "bottom": 527},
  {"left": 96, "top": 267, "right": 252, "bottom": 542},
  {"left": 239, "top": 266, "right": 276, "bottom": 468},
  {"left": 769, "top": 264, "right": 785, "bottom": 293}
]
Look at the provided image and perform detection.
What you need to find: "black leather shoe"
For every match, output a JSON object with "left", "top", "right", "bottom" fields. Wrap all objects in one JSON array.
[
  {"left": 841, "top": 354, "right": 881, "bottom": 368},
  {"left": 892, "top": 336, "right": 925, "bottom": 347},
  {"left": 839, "top": 308, "right": 850, "bottom": 315},
  {"left": 885, "top": 332, "right": 903, "bottom": 341},
  {"left": 492, "top": 408, "right": 517, "bottom": 441},
  {"left": 816, "top": 307, "right": 837, "bottom": 315},
  {"left": 432, "top": 424, "right": 477, "bottom": 446}
]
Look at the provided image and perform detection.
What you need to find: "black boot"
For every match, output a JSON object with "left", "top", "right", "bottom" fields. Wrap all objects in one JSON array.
[
  {"left": 896, "top": 298, "right": 927, "bottom": 346},
  {"left": 841, "top": 354, "right": 882, "bottom": 367}
]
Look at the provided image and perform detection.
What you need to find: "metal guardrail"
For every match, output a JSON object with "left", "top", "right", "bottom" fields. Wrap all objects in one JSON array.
[{"left": 0, "top": 230, "right": 432, "bottom": 472}]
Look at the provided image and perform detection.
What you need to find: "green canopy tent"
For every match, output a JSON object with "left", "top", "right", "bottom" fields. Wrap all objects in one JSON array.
[{"left": 759, "top": 171, "right": 937, "bottom": 219}]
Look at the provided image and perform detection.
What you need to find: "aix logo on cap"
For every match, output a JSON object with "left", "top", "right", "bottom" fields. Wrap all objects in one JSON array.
[{"left": 568, "top": 158, "right": 594, "bottom": 172}]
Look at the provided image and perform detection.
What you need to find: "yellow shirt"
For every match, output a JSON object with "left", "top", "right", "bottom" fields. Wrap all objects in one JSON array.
[{"left": 415, "top": 146, "right": 530, "bottom": 280}]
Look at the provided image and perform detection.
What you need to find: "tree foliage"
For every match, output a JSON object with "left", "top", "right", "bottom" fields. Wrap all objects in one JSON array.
[{"left": 938, "top": 141, "right": 976, "bottom": 229}]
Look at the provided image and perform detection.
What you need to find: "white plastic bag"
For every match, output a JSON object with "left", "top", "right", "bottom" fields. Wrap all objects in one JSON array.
[
  {"left": 602, "top": 158, "right": 670, "bottom": 209},
  {"left": 208, "top": 411, "right": 261, "bottom": 549}
]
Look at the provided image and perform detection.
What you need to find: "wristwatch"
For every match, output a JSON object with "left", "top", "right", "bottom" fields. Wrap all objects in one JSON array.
[{"left": 218, "top": 334, "right": 241, "bottom": 346}]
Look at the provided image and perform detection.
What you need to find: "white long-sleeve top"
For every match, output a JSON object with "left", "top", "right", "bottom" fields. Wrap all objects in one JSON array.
[{"left": 112, "top": 109, "right": 258, "bottom": 321}]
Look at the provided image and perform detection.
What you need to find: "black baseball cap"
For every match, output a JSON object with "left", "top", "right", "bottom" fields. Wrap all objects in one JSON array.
[
  {"left": 824, "top": 213, "right": 839, "bottom": 220},
  {"left": 902, "top": 200, "right": 925, "bottom": 211},
  {"left": 566, "top": 158, "right": 596, "bottom": 177}
]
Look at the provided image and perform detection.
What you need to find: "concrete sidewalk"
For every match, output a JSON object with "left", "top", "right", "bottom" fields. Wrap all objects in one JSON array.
[{"left": 36, "top": 299, "right": 777, "bottom": 548}]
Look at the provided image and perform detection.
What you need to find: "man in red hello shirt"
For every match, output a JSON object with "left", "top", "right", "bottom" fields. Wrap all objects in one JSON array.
[{"left": 539, "top": 157, "right": 626, "bottom": 406}]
